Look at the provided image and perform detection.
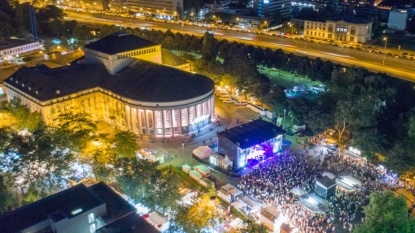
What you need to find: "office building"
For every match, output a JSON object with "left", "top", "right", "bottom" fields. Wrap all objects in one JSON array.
[
  {"left": 0, "top": 38, "right": 41, "bottom": 62},
  {"left": 254, "top": 0, "right": 291, "bottom": 18}
]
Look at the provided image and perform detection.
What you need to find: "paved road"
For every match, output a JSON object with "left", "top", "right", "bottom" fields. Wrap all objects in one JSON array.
[{"left": 64, "top": 11, "right": 415, "bottom": 81}]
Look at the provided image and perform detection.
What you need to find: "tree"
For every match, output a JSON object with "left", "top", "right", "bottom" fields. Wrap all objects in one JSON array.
[
  {"left": 1, "top": 124, "right": 74, "bottom": 201},
  {"left": 112, "top": 130, "right": 138, "bottom": 158},
  {"left": 239, "top": 219, "right": 268, "bottom": 233},
  {"left": 54, "top": 112, "right": 97, "bottom": 150},
  {"left": 172, "top": 194, "right": 222, "bottom": 233},
  {"left": 201, "top": 32, "right": 218, "bottom": 62},
  {"left": 0, "top": 97, "right": 42, "bottom": 130},
  {"left": 0, "top": 175, "right": 16, "bottom": 214},
  {"left": 115, "top": 158, "right": 180, "bottom": 214},
  {"left": 354, "top": 191, "right": 415, "bottom": 233}
]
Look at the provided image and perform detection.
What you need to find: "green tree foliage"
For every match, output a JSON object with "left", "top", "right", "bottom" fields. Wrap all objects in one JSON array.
[
  {"left": 172, "top": 194, "right": 222, "bottom": 233},
  {"left": 0, "top": 124, "right": 74, "bottom": 203},
  {"left": 201, "top": 32, "right": 218, "bottom": 62},
  {"left": 0, "top": 175, "right": 17, "bottom": 214},
  {"left": 239, "top": 219, "right": 268, "bottom": 233},
  {"left": 1, "top": 98, "right": 42, "bottom": 130},
  {"left": 354, "top": 191, "right": 415, "bottom": 233},
  {"left": 112, "top": 130, "right": 138, "bottom": 158},
  {"left": 115, "top": 158, "right": 180, "bottom": 214},
  {"left": 54, "top": 112, "right": 97, "bottom": 150}
]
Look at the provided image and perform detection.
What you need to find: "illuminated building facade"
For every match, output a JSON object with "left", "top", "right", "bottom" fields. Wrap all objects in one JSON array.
[
  {"left": 0, "top": 39, "right": 41, "bottom": 62},
  {"left": 304, "top": 16, "right": 372, "bottom": 43},
  {"left": 217, "top": 119, "right": 284, "bottom": 169},
  {"left": 127, "top": 0, "right": 183, "bottom": 19},
  {"left": 4, "top": 32, "right": 214, "bottom": 137},
  {"left": 254, "top": 0, "right": 291, "bottom": 18}
]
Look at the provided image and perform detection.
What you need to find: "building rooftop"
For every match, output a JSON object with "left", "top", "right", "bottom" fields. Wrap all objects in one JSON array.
[
  {"left": 0, "top": 38, "right": 38, "bottom": 51},
  {"left": 5, "top": 59, "right": 214, "bottom": 103},
  {"left": 327, "top": 15, "right": 371, "bottom": 24},
  {"left": 0, "top": 184, "right": 103, "bottom": 233},
  {"left": 0, "top": 182, "right": 136, "bottom": 233},
  {"left": 217, "top": 119, "right": 284, "bottom": 149},
  {"left": 84, "top": 32, "right": 157, "bottom": 55},
  {"left": 316, "top": 176, "right": 336, "bottom": 188},
  {"left": 96, "top": 213, "right": 159, "bottom": 233},
  {"left": 161, "top": 49, "right": 189, "bottom": 67}
]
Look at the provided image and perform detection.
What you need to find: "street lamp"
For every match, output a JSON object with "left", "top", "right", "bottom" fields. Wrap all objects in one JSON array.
[
  {"left": 181, "top": 142, "right": 185, "bottom": 165},
  {"left": 264, "top": 21, "right": 268, "bottom": 31},
  {"left": 382, "top": 37, "right": 388, "bottom": 66}
]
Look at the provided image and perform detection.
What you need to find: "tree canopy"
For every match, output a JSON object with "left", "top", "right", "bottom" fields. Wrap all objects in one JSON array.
[{"left": 354, "top": 191, "right": 415, "bottom": 233}]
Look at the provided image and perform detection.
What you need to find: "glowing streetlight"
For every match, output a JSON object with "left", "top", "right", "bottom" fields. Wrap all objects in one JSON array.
[{"left": 382, "top": 37, "right": 388, "bottom": 66}]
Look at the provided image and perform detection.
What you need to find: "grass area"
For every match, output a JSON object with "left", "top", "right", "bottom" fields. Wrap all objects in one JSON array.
[
  {"left": 230, "top": 205, "right": 249, "bottom": 221},
  {"left": 258, "top": 67, "right": 321, "bottom": 89},
  {"left": 170, "top": 165, "right": 208, "bottom": 192}
]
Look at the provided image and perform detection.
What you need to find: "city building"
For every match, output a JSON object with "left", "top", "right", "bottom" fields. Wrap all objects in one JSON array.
[
  {"left": 127, "top": 0, "right": 183, "bottom": 19},
  {"left": 304, "top": 16, "right": 372, "bottom": 43},
  {"left": 0, "top": 38, "right": 41, "bottom": 62},
  {"left": 217, "top": 119, "right": 284, "bottom": 169},
  {"left": 4, "top": 32, "right": 215, "bottom": 137},
  {"left": 0, "top": 182, "right": 138, "bottom": 233},
  {"left": 253, "top": 0, "right": 291, "bottom": 18},
  {"left": 388, "top": 8, "right": 409, "bottom": 30}
]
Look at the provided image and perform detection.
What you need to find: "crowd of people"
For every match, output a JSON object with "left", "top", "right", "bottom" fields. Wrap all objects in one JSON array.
[{"left": 236, "top": 142, "right": 399, "bottom": 233}]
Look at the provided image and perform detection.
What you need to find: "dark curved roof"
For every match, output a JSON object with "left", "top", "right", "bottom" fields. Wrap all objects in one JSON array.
[
  {"left": 5, "top": 60, "right": 214, "bottom": 103},
  {"left": 103, "top": 61, "right": 214, "bottom": 102},
  {"left": 84, "top": 32, "right": 157, "bottom": 55},
  {"left": 328, "top": 16, "right": 370, "bottom": 24}
]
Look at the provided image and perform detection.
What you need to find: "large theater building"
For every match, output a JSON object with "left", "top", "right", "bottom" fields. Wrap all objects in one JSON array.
[{"left": 4, "top": 32, "right": 215, "bottom": 137}]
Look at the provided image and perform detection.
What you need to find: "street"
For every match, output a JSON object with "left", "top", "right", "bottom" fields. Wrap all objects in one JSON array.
[{"left": 64, "top": 10, "right": 415, "bottom": 81}]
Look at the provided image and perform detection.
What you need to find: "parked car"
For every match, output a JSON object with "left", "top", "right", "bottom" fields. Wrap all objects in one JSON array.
[
  {"left": 223, "top": 99, "right": 235, "bottom": 103},
  {"left": 235, "top": 101, "right": 248, "bottom": 106},
  {"left": 219, "top": 95, "right": 230, "bottom": 100}
]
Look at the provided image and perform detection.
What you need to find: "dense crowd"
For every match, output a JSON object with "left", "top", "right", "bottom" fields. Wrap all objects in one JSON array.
[{"left": 237, "top": 143, "right": 394, "bottom": 233}]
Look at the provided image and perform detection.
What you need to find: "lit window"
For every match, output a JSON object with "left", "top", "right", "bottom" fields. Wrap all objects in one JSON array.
[
  {"left": 90, "top": 223, "right": 96, "bottom": 233},
  {"left": 88, "top": 213, "right": 95, "bottom": 223}
]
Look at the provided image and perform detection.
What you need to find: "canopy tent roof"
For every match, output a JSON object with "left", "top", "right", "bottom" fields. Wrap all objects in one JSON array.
[
  {"left": 192, "top": 146, "right": 212, "bottom": 159},
  {"left": 221, "top": 184, "right": 243, "bottom": 197},
  {"left": 322, "top": 172, "right": 336, "bottom": 179},
  {"left": 336, "top": 175, "right": 362, "bottom": 191},
  {"left": 194, "top": 164, "right": 210, "bottom": 173},
  {"left": 299, "top": 193, "right": 329, "bottom": 214},
  {"left": 239, "top": 195, "right": 261, "bottom": 211},
  {"left": 231, "top": 200, "right": 247, "bottom": 210},
  {"left": 189, "top": 170, "right": 203, "bottom": 179},
  {"left": 290, "top": 187, "right": 307, "bottom": 196}
]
